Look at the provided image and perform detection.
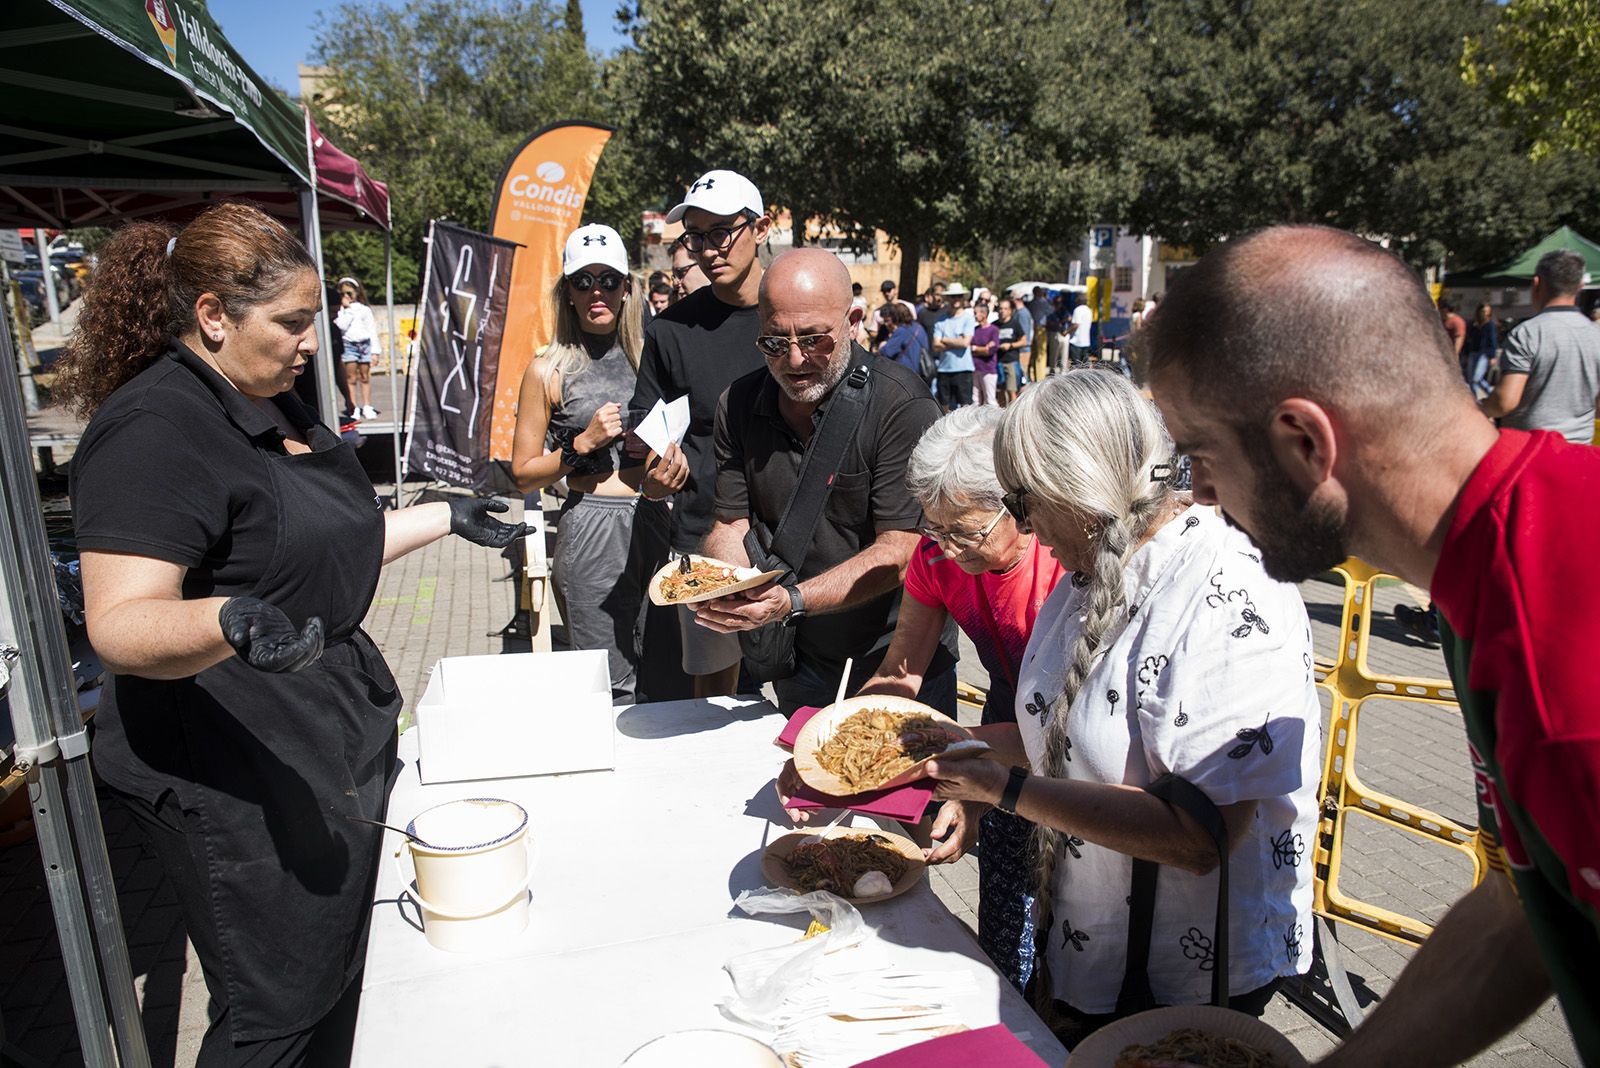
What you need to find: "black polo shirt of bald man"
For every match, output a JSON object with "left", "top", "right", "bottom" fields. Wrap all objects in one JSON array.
[{"left": 713, "top": 341, "right": 957, "bottom": 685}]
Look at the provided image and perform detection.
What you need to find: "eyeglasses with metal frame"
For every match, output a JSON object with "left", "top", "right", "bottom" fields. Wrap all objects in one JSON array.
[{"left": 919, "top": 507, "right": 1008, "bottom": 552}]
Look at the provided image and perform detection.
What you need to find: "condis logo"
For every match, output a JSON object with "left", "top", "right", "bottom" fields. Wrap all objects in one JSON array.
[
  {"left": 146, "top": 0, "right": 178, "bottom": 66},
  {"left": 507, "top": 162, "right": 582, "bottom": 210}
]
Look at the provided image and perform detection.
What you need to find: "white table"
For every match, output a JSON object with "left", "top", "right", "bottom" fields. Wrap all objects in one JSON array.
[{"left": 351, "top": 696, "right": 1067, "bottom": 1066}]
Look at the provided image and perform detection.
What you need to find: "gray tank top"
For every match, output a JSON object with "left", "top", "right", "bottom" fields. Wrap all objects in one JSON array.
[{"left": 546, "top": 339, "right": 636, "bottom": 474}]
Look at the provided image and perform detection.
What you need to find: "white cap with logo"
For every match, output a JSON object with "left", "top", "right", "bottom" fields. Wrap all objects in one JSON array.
[
  {"left": 562, "top": 223, "right": 629, "bottom": 277},
  {"left": 665, "top": 169, "right": 764, "bottom": 225}
]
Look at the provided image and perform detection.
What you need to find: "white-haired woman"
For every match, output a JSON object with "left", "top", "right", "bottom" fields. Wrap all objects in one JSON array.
[
  {"left": 777, "top": 405, "right": 1065, "bottom": 992},
  {"left": 926, "top": 371, "right": 1320, "bottom": 1040},
  {"left": 511, "top": 224, "right": 686, "bottom": 703}
]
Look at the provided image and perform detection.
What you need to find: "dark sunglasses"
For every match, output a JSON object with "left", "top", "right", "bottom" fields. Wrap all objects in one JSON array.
[
  {"left": 755, "top": 330, "right": 839, "bottom": 359},
  {"left": 568, "top": 270, "right": 625, "bottom": 292},
  {"left": 681, "top": 217, "right": 754, "bottom": 254},
  {"left": 1001, "top": 487, "right": 1031, "bottom": 523}
]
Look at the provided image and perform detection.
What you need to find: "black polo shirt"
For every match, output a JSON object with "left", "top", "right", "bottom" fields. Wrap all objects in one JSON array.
[
  {"left": 630, "top": 286, "right": 766, "bottom": 552},
  {"left": 713, "top": 343, "right": 956, "bottom": 670}
]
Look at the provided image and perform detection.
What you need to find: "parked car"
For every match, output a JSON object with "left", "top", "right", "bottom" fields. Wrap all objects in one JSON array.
[
  {"left": 50, "top": 250, "right": 91, "bottom": 290},
  {"left": 13, "top": 275, "right": 47, "bottom": 326},
  {"left": 15, "top": 267, "right": 69, "bottom": 312}
]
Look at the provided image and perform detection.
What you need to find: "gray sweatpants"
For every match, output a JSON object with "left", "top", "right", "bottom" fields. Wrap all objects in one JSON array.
[{"left": 551, "top": 493, "right": 670, "bottom": 704}]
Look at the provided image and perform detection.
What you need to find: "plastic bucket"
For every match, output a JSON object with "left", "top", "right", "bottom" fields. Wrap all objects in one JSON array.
[{"left": 394, "top": 798, "right": 531, "bottom": 953}]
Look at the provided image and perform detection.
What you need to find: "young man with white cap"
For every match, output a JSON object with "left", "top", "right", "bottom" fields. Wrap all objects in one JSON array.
[
  {"left": 511, "top": 222, "right": 673, "bottom": 704},
  {"left": 628, "top": 169, "right": 772, "bottom": 697}
]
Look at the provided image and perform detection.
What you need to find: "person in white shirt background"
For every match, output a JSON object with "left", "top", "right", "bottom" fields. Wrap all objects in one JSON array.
[
  {"left": 926, "top": 371, "right": 1320, "bottom": 1043},
  {"left": 1068, "top": 293, "right": 1094, "bottom": 367},
  {"left": 335, "top": 276, "right": 382, "bottom": 420}
]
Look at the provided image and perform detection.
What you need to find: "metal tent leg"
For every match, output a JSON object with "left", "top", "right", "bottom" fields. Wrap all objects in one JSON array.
[{"left": 0, "top": 307, "right": 150, "bottom": 1068}]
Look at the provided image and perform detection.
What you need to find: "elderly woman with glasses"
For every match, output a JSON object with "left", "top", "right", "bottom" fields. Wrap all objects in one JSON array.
[
  {"left": 778, "top": 404, "right": 1064, "bottom": 992},
  {"left": 511, "top": 223, "right": 685, "bottom": 704},
  {"left": 924, "top": 371, "right": 1320, "bottom": 1039}
]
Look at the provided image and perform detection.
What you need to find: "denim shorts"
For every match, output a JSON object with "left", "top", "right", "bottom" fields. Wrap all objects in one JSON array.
[{"left": 341, "top": 338, "right": 373, "bottom": 365}]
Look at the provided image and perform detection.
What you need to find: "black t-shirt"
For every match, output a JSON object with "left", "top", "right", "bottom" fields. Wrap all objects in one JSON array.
[
  {"left": 630, "top": 287, "right": 765, "bottom": 552},
  {"left": 994, "top": 320, "right": 1025, "bottom": 361},
  {"left": 714, "top": 344, "right": 958, "bottom": 671},
  {"left": 916, "top": 304, "right": 950, "bottom": 350}
]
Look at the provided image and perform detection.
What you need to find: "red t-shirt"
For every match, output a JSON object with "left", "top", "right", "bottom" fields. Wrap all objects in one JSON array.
[
  {"left": 1443, "top": 311, "right": 1467, "bottom": 349},
  {"left": 904, "top": 534, "right": 1064, "bottom": 694},
  {"left": 1431, "top": 428, "right": 1600, "bottom": 1057}
]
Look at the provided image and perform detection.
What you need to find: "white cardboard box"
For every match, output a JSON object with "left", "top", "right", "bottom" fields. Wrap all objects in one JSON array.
[{"left": 415, "top": 651, "right": 614, "bottom": 784}]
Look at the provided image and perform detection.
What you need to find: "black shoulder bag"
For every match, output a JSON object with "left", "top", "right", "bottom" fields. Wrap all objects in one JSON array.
[
  {"left": 1114, "top": 773, "right": 1231, "bottom": 1014},
  {"left": 739, "top": 363, "right": 874, "bottom": 683}
]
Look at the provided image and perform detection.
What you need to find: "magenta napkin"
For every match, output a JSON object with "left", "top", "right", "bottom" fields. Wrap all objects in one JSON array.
[
  {"left": 777, "top": 706, "right": 935, "bottom": 823},
  {"left": 848, "top": 1025, "right": 1050, "bottom": 1067},
  {"left": 774, "top": 704, "right": 825, "bottom": 749}
]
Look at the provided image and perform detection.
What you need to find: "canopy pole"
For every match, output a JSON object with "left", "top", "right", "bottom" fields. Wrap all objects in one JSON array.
[
  {"left": 399, "top": 220, "right": 436, "bottom": 493},
  {"left": 384, "top": 231, "right": 402, "bottom": 507},
  {"left": 297, "top": 187, "right": 341, "bottom": 429},
  {"left": 33, "top": 230, "right": 60, "bottom": 326},
  {"left": 0, "top": 310, "right": 150, "bottom": 1068}
]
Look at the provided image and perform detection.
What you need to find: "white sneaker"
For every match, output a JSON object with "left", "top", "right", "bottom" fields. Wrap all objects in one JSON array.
[{"left": 361, "top": 406, "right": 380, "bottom": 419}]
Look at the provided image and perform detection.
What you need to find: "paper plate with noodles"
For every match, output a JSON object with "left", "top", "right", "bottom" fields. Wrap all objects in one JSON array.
[
  {"left": 646, "top": 554, "right": 786, "bottom": 606},
  {"left": 793, "top": 696, "right": 989, "bottom": 796},
  {"left": 761, "top": 827, "right": 926, "bottom": 904},
  {"left": 1066, "top": 1005, "right": 1308, "bottom": 1067}
]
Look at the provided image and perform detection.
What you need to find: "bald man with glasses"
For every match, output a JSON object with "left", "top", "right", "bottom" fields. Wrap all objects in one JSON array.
[{"left": 696, "top": 248, "right": 959, "bottom": 715}]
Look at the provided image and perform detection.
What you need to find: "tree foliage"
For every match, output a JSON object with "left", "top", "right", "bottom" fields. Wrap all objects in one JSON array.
[
  {"left": 1464, "top": 0, "right": 1600, "bottom": 161},
  {"left": 311, "top": 0, "right": 626, "bottom": 300}
]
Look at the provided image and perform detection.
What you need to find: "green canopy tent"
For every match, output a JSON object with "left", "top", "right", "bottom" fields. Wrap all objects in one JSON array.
[
  {"left": 0, "top": 0, "right": 393, "bottom": 427},
  {"left": 0, "top": 3, "right": 394, "bottom": 1064},
  {"left": 1447, "top": 225, "right": 1600, "bottom": 287}
]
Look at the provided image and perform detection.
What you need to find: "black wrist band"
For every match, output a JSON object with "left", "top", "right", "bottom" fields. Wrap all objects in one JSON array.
[{"left": 998, "top": 765, "right": 1029, "bottom": 814}]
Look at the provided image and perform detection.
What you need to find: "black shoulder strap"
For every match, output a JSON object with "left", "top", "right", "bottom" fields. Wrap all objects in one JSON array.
[
  {"left": 1116, "top": 773, "right": 1230, "bottom": 1013},
  {"left": 763, "top": 362, "right": 873, "bottom": 573}
]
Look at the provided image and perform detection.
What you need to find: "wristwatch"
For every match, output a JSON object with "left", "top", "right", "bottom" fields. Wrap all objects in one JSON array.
[
  {"left": 997, "top": 766, "right": 1030, "bottom": 814},
  {"left": 783, "top": 585, "right": 807, "bottom": 625}
]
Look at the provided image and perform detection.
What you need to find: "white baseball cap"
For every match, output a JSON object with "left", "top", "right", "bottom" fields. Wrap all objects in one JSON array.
[
  {"left": 562, "top": 223, "right": 628, "bottom": 277},
  {"left": 665, "top": 169, "right": 764, "bottom": 225}
]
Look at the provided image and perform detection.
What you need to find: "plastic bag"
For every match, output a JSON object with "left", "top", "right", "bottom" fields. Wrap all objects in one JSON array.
[{"left": 717, "top": 888, "right": 868, "bottom": 1029}]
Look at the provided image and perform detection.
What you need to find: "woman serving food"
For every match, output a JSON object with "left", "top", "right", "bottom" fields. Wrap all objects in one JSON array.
[
  {"left": 59, "top": 203, "right": 525, "bottom": 1065},
  {"left": 924, "top": 372, "right": 1321, "bottom": 1040}
]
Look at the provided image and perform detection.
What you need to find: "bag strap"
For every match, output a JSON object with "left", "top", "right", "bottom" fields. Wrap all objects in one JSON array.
[
  {"left": 764, "top": 360, "right": 874, "bottom": 574},
  {"left": 1115, "top": 773, "right": 1230, "bottom": 1014}
]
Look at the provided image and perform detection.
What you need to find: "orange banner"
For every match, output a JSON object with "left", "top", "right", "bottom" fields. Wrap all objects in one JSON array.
[{"left": 487, "top": 121, "right": 614, "bottom": 461}]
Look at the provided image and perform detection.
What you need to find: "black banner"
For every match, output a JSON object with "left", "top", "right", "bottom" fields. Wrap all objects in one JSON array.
[{"left": 406, "top": 221, "right": 519, "bottom": 491}]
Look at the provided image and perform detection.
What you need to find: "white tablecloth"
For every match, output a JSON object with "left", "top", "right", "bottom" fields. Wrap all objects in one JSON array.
[{"left": 351, "top": 696, "right": 1067, "bottom": 1066}]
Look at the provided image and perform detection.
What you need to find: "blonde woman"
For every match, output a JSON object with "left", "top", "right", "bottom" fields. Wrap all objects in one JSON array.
[
  {"left": 511, "top": 224, "right": 684, "bottom": 703},
  {"left": 926, "top": 371, "right": 1320, "bottom": 1040}
]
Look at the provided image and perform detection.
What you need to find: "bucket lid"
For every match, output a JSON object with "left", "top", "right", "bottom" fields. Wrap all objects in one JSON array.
[{"left": 406, "top": 798, "right": 528, "bottom": 852}]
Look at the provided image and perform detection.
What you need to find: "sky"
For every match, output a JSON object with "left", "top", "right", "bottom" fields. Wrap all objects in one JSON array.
[{"left": 208, "top": 0, "right": 630, "bottom": 94}]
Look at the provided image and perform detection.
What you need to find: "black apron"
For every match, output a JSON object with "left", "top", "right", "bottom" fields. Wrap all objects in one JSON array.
[{"left": 145, "top": 423, "right": 399, "bottom": 1041}]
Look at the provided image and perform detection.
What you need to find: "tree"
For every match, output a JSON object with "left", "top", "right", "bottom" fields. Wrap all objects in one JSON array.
[
  {"left": 610, "top": 0, "right": 1139, "bottom": 294},
  {"left": 1120, "top": 0, "right": 1600, "bottom": 270},
  {"left": 1464, "top": 0, "right": 1600, "bottom": 160},
  {"left": 311, "top": 0, "right": 620, "bottom": 300}
]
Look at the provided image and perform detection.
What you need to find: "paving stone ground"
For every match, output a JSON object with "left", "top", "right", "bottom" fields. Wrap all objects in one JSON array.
[{"left": 0, "top": 495, "right": 1578, "bottom": 1065}]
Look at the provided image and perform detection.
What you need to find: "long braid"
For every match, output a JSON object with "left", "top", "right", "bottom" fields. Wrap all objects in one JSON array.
[{"left": 992, "top": 370, "right": 1178, "bottom": 1015}]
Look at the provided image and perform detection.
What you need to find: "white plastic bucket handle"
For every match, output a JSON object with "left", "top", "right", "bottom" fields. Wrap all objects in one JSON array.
[{"left": 393, "top": 838, "right": 534, "bottom": 921}]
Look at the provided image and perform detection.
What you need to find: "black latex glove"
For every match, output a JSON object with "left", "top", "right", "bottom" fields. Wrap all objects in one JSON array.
[
  {"left": 219, "top": 597, "right": 325, "bottom": 673},
  {"left": 448, "top": 497, "right": 530, "bottom": 549}
]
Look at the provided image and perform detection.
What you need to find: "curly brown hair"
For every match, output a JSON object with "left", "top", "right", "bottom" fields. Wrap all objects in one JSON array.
[{"left": 53, "top": 202, "right": 318, "bottom": 417}]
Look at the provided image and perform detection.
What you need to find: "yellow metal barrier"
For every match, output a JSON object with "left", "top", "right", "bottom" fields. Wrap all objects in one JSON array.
[{"left": 1311, "top": 559, "right": 1483, "bottom": 947}]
